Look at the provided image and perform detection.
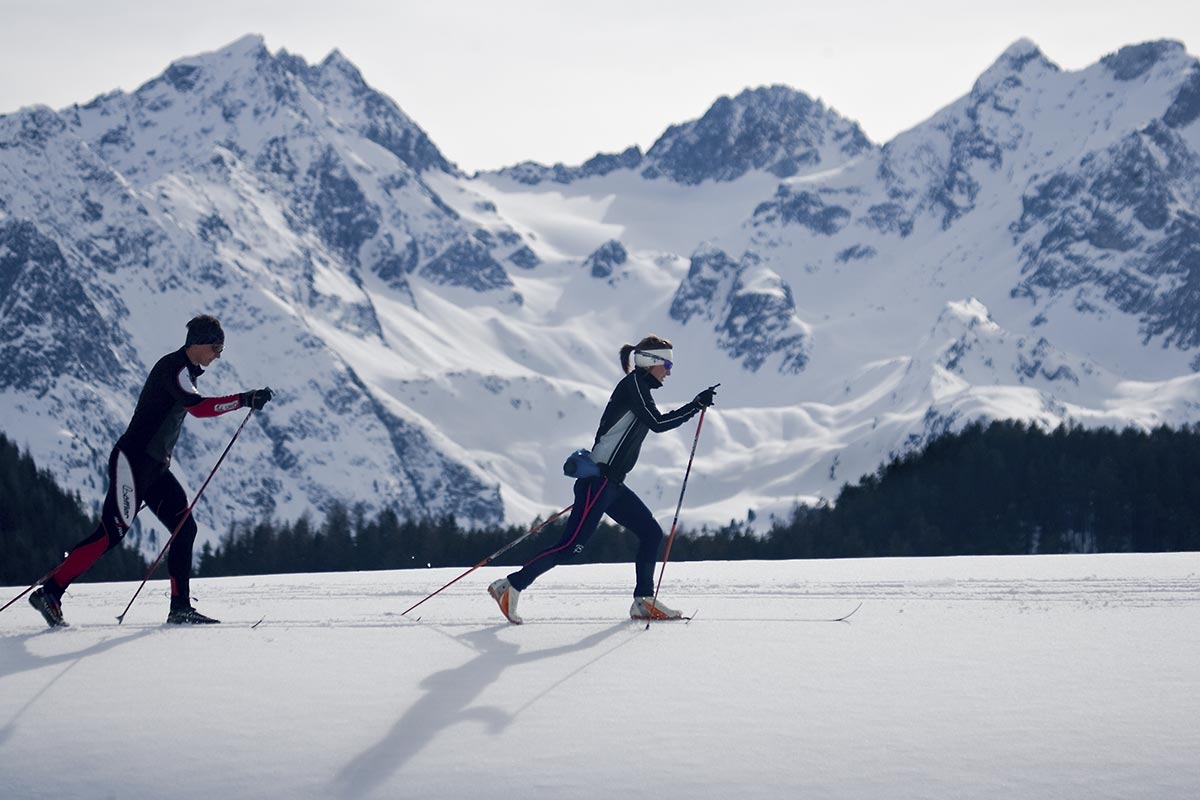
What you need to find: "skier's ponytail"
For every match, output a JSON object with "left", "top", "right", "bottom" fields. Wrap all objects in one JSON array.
[
  {"left": 620, "top": 335, "right": 673, "bottom": 374},
  {"left": 619, "top": 344, "right": 636, "bottom": 374}
]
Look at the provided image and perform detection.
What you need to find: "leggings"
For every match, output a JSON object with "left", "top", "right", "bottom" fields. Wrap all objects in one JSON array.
[
  {"left": 507, "top": 477, "right": 664, "bottom": 596},
  {"left": 45, "top": 446, "right": 198, "bottom": 604}
]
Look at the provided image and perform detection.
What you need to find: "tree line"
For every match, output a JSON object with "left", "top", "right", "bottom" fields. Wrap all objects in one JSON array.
[
  {"left": 195, "top": 420, "right": 1200, "bottom": 576},
  {"left": 3, "top": 421, "right": 1198, "bottom": 586},
  {"left": 762, "top": 420, "right": 1200, "bottom": 558}
]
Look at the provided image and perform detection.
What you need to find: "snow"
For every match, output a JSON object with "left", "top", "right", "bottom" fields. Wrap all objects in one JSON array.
[
  {"left": 464, "top": 168, "right": 783, "bottom": 256},
  {"left": 3, "top": 554, "right": 1198, "bottom": 799}
]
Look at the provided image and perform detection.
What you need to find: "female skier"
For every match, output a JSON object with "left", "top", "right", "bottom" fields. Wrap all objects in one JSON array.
[{"left": 489, "top": 335, "right": 716, "bottom": 623}]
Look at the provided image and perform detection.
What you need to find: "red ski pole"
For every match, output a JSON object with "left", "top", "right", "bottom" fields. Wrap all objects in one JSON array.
[
  {"left": 648, "top": 406, "right": 707, "bottom": 627},
  {"left": 401, "top": 503, "right": 574, "bottom": 617},
  {"left": 1, "top": 566, "right": 59, "bottom": 616},
  {"left": 116, "top": 409, "right": 254, "bottom": 624}
]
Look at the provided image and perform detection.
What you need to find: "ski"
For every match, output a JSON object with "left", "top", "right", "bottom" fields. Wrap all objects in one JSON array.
[
  {"left": 790, "top": 602, "right": 862, "bottom": 623},
  {"left": 639, "top": 609, "right": 697, "bottom": 628},
  {"left": 826, "top": 602, "right": 862, "bottom": 622},
  {"left": 685, "top": 603, "right": 862, "bottom": 624},
  {"left": 35, "top": 621, "right": 70, "bottom": 631},
  {"left": 24, "top": 613, "right": 268, "bottom": 630}
]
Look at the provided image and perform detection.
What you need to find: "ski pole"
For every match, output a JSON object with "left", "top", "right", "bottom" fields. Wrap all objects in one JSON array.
[
  {"left": 401, "top": 503, "right": 574, "bottom": 617},
  {"left": 1, "top": 566, "right": 59, "bottom": 616},
  {"left": 648, "top": 405, "right": 707, "bottom": 627},
  {"left": 116, "top": 409, "right": 254, "bottom": 624}
]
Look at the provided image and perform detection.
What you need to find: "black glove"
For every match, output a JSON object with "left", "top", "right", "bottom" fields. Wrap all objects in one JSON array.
[
  {"left": 693, "top": 383, "right": 720, "bottom": 408},
  {"left": 241, "top": 387, "right": 274, "bottom": 411}
]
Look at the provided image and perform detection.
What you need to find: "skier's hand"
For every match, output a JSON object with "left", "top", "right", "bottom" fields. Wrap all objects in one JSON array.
[
  {"left": 693, "top": 383, "right": 719, "bottom": 408},
  {"left": 241, "top": 387, "right": 274, "bottom": 411}
]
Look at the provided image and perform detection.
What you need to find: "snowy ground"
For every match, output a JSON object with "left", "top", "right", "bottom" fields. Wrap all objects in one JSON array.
[{"left": 1, "top": 554, "right": 1198, "bottom": 799}]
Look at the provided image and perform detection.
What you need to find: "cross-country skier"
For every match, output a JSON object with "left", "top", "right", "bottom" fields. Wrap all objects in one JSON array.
[
  {"left": 28, "top": 315, "right": 273, "bottom": 627},
  {"left": 489, "top": 335, "right": 716, "bottom": 623}
]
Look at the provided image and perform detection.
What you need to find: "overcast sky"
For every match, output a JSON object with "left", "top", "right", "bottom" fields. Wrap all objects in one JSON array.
[{"left": 1, "top": 0, "right": 1197, "bottom": 173}]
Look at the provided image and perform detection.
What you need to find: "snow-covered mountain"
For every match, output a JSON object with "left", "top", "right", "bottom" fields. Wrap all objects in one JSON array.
[
  {"left": 3, "top": 34, "right": 1200, "bottom": 548},
  {"left": 493, "top": 84, "right": 871, "bottom": 186}
]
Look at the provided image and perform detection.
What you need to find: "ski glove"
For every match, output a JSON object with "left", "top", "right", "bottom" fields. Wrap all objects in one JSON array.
[
  {"left": 693, "top": 384, "right": 720, "bottom": 408},
  {"left": 241, "top": 387, "right": 274, "bottom": 411}
]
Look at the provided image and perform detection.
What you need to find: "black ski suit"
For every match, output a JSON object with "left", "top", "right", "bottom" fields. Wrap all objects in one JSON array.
[{"left": 43, "top": 347, "right": 245, "bottom": 605}]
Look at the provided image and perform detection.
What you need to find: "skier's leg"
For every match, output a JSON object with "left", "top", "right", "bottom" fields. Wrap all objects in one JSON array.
[
  {"left": 144, "top": 470, "right": 197, "bottom": 609},
  {"left": 602, "top": 486, "right": 664, "bottom": 597},
  {"left": 44, "top": 447, "right": 139, "bottom": 598},
  {"left": 507, "top": 477, "right": 612, "bottom": 591}
]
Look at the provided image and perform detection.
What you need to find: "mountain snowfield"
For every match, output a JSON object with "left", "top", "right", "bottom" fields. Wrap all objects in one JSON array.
[
  {"left": 1, "top": 554, "right": 1198, "bottom": 798},
  {"left": 3, "top": 35, "right": 1200, "bottom": 545}
]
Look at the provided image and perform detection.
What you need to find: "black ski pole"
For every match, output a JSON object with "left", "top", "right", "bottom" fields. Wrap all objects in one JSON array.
[
  {"left": 401, "top": 503, "right": 574, "bottom": 617},
  {"left": 648, "top": 405, "right": 707, "bottom": 628},
  {"left": 116, "top": 409, "right": 254, "bottom": 624}
]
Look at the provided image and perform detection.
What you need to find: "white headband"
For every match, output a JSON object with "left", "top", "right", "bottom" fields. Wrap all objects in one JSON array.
[{"left": 633, "top": 348, "right": 673, "bottom": 368}]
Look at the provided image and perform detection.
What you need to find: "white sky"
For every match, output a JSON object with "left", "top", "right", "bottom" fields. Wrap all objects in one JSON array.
[{"left": 1, "top": 0, "right": 1197, "bottom": 173}]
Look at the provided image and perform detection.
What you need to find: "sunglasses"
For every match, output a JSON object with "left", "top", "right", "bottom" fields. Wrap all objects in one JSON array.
[
  {"left": 209, "top": 343, "right": 224, "bottom": 354},
  {"left": 638, "top": 351, "right": 673, "bottom": 370}
]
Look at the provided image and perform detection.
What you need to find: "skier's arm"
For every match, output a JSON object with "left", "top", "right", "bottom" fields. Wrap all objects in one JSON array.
[
  {"left": 188, "top": 388, "right": 273, "bottom": 416},
  {"left": 628, "top": 376, "right": 699, "bottom": 433},
  {"left": 166, "top": 363, "right": 245, "bottom": 417},
  {"left": 184, "top": 394, "right": 244, "bottom": 418}
]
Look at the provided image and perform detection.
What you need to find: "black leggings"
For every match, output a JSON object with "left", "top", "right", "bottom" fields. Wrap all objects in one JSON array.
[
  {"left": 507, "top": 477, "right": 664, "bottom": 596},
  {"left": 46, "top": 446, "right": 198, "bottom": 603}
]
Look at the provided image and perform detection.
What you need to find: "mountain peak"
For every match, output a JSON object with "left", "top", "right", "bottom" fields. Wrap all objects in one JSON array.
[
  {"left": 0, "top": 104, "right": 67, "bottom": 146},
  {"left": 972, "top": 39, "right": 1058, "bottom": 96},
  {"left": 128, "top": 33, "right": 274, "bottom": 98},
  {"left": 999, "top": 38, "right": 1042, "bottom": 62},
  {"left": 642, "top": 83, "right": 873, "bottom": 185},
  {"left": 76, "top": 35, "right": 456, "bottom": 177},
  {"left": 319, "top": 48, "right": 366, "bottom": 85},
  {"left": 489, "top": 82, "right": 873, "bottom": 187},
  {"left": 220, "top": 33, "right": 270, "bottom": 59},
  {"left": 1100, "top": 40, "right": 1187, "bottom": 81},
  {"left": 171, "top": 33, "right": 272, "bottom": 74}
]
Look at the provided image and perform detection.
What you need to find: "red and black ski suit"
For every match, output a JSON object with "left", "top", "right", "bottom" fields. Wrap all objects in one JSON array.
[
  {"left": 43, "top": 347, "right": 245, "bottom": 605},
  {"left": 506, "top": 368, "right": 700, "bottom": 596}
]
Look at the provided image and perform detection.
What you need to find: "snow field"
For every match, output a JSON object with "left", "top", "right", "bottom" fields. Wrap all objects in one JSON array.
[{"left": 2, "top": 554, "right": 1198, "bottom": 799}]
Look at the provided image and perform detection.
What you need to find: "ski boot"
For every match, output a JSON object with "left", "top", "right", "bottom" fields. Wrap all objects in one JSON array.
[
  {"left": 29, "top": 587, "right": 68, "bottom": 628},
  {"left": 488, "top": 578, "right": 523, "bottom": 624},
  {"left": 166, "top": 603, "right": 220, "bottom": 625},
  {"left": 630, "top": 596, "right": 683, "bottom": 621}
]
